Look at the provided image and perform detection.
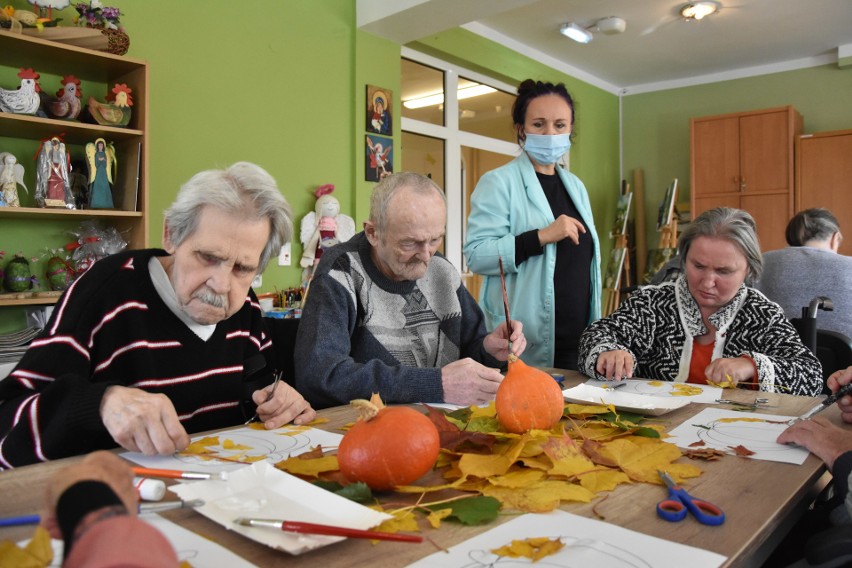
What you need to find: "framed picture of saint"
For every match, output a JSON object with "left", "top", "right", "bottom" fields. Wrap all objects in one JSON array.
[
  {"left": 366, "top": 135, "right": 393, "bottom": 182},
  {"left": 366, "top": 85, "right": 392, "bottom": 135}
]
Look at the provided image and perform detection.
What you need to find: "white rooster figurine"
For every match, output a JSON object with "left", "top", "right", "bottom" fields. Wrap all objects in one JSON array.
[
  {"left": 299, "top": 184, "right": 355, "bottom": 281},
  {"left": 0, "top": 68, "right": 41, "bottom": 115}
]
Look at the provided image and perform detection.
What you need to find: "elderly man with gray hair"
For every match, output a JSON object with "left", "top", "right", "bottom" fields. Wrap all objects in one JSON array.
[
  {"left": 0, "top": 162, "right": 315, "bottom": 468},
  {"left": 295, "top": 172, "right": 527, "bottom": 409}
]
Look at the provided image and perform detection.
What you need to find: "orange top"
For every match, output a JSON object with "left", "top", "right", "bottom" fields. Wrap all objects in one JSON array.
[{"left": 688, "top": 340, "right": 714, "bottom": 384}]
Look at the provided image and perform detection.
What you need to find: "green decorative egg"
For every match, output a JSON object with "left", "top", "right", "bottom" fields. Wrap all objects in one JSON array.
[
  {"left": 4, "top": 254, "right": 33, "bottom": 293},
  {"left": 45, "top": 256, "right": 75, "bottom": 291}
]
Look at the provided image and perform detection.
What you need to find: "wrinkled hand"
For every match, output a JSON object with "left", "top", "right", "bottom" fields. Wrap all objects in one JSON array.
[
  {"left": 101, "top": 386, "right": 190, "bottom": 456},
  {"left": 441, "top": 358, "right": 504, "bottom": 406},
  {"left": 483, "top": 320, "right": 526, "bottom": 361},
  {"left": 41, "top": 451, "right": 137, "bottom": 539},
  {"left": 595, "top": 349, "right": 634, "bottom": 381},
  {"left": 827, "top": 366, "right": 852, "bottom": 423},
  {"left": 253, "top": 382, "right": 316, "bottom": 429},
  {"left": 777, "top": 416, "right": 852, "bottom": 470},
  {"left": 538, "top": 215, "right": 586, "bottom": 246},
  {"left": 704, "top": 357, "right": 755, "bottom": 387}
]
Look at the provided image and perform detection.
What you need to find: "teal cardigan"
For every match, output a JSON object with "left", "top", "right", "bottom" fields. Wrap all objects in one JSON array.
[{"left": 463, "top": 153, "right": 601, "bottom": 367}]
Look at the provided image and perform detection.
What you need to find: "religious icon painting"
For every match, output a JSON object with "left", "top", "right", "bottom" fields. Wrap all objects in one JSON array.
[
  {"left": 366, "top": 85, "right": 392, "bottom": 135},
  {"left": 365, "top": 135, "right": 393, "bottom": 182}
]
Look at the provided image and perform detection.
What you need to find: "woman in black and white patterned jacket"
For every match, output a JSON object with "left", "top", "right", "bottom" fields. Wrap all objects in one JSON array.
[{"left": 579, "top": 207, "right": 822, "bottom": 396}]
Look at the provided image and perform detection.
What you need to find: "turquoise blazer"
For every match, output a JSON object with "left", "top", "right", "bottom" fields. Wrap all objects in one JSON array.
[{"left": 463, "top": 153, "right": 601, "bottom": 367}]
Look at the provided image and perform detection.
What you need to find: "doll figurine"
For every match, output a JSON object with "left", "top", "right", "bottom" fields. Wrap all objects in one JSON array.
[
  {"left": 35, "top": 136, "right": 74, "bottom": 209},
  {"left": 299, "top": 184, "right": 355, "bottom": 280},
  {"left": 0, "top": 152, "right": 27, "bottom": 207},
  {"left": 85, "top": 138, "right": 117, "bottom": 209}
]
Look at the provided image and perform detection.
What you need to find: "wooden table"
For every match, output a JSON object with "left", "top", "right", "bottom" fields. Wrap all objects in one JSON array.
[{"left": 0, "top": 372, "right": 844, "bottom": 567}]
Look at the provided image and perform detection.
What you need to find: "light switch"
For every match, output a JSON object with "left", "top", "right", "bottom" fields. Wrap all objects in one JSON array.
[{"left": 278, "top": 242, "right": 291, "bottom": 266}]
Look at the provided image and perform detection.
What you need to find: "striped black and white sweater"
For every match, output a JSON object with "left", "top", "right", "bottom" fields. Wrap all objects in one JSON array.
[
  {"left": 579, "top": 276, "right": 823, "bottom": 396},
  {"left": 0, "top": 249, "right": 271, "bottom": 468}
]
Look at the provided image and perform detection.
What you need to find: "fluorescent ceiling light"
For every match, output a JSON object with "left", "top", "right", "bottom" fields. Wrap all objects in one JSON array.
[
  {"left": 680, "top": 1, "right": 720, "bottom": 21},
  {"left": 560, "top": 22, "right": 593, "bottom": 44},
  {"left": 403, "top": 83, "right": 497, "bottom": 109}
]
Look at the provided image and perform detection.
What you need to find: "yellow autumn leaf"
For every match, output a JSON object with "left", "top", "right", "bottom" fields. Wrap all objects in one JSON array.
[
  {"left": 0, "top": 526, "right": 53, "bottom": 568},
  {"left": 246, "top": 422, "right": 266, "bottom": 430},
  {"left": 426, "top": 507, "right": 453, "bottom": 528},
  {"left": 565, "top": 403, "right": 612, "bottom": 415},
  {"left": 395, "top": 477, "right": 467, "bottom": 493},
  {"left": 647, "top": 380, "right": 664, "bottom": 387},
  {"left": 275, "top": 454, "right": 339, "bottom": 477},
  {"left": 487, "top": 468, "right": 546, "bottom": 488},
  {"left": 585, "top": 436, "right": 701, "bottom": 483},
  {"left": 469, "top": 400, "right": 497, "bottom": 418},
  {"left": 373, "top": 509, "right": 420, "bottom": 534},
  {"left": 492, "top": 536, "right": 565, "bottom": 562},
  {"left": 483, "top": 479, "right": 594, "bottom": 512},
  {"left": 458, "top": 438, "right": 527, "bottom": 479},
  {"left": 577, "top": 468, "right": 631, "bottom": 492},
  {"left": 671, "top": 383, "right": 704, "bottom": 396},
  {"left": 180, "top": 436, "right": 220, "bottom": 456},
  {"left": 222, "top": 439, "right": 251, "bottom": 450}
]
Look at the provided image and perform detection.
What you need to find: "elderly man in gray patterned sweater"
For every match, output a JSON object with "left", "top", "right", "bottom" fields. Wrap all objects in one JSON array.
[{"left": 294, "top": 172, "right": 526, "bottom": 409}]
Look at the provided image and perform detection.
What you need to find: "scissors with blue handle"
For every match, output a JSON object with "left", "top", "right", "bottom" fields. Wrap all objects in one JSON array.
[{"left": 656, "top": 470, "right": 725, "bottom": 526}]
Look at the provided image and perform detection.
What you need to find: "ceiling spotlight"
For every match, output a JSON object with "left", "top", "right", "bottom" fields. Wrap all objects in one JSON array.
[
  {"left": 680, "top": 1, "right": 721, "bottom": 21},
  {"left": 560, "top": 22, "right": 593, "bottom": 44}
]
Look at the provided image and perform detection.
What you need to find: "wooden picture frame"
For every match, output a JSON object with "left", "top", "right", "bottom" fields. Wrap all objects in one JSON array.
[
  {"left": 611, "top": 191, "right": 633, "bottom": 237},
  {"left": 604, "top": 247, "right": 627, "bottom": 291}
]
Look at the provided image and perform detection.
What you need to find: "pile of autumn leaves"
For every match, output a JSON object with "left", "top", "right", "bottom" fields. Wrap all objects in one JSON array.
[{"left": 275, "top": 401, "right": 703, "bottom": 532}]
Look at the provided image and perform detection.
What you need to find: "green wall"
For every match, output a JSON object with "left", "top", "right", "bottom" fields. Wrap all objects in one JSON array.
[{"left": 623, "top": 63, "right": 852, "bottom": 253}]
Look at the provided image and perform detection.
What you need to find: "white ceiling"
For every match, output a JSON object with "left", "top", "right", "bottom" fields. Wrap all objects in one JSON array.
[{"left": 358, "top": 0, "right": 852, "bottom": 94}]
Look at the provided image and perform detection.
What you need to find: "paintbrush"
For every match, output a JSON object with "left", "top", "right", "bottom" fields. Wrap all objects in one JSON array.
[
  {"left": 498, "top": 257, "right": 513, "bottom": 340},
  {"left": 245, "top": 370, "right": 283, "bottom": 425},
  {"left": 234, "top": 517, "right": 423, "bottom": 542},
  {"left": 0, "top": 500, "right": 206, "bottom": 527},
  {"left": 788, "top": 383, "right": 852, "bottom": 425},
  {"left": 131, "top": 466, "right": 228, "bottom": 481}
]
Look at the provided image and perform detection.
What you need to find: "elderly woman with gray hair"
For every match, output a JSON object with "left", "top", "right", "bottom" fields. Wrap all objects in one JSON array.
[{"left": 579, "top": 207, "right": 822, "bottom": 396}]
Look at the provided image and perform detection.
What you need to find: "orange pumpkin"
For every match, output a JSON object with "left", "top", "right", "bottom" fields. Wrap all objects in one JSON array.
[
  {"left": 495, "top": 355, "right": 565, "bottom": 433},
  {"left": 338, "top": 394, "right": 440, "bottom": 491}
]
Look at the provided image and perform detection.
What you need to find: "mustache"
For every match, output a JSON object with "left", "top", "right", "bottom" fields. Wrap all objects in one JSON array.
[{"left": 192, "top": 288, "right": 228, "bottom": 310}]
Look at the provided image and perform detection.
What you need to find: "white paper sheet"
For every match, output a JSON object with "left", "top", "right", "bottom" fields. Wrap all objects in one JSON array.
[
  {"left": 585, "top": 378, "right": 723, "bottom": 403},
  {"left": 121, "top": 425, "right": 343, "bottom": 474},
  {"left": 407, "top": 510, "right": 726, "bottom": 568},
  {"left": 563, "top": 383, "right": 690, "bottom": 416},
  {"left": 169, "top": 461, "right": 392, "bottom": 555},
  {"left": 666, "top": 407, "right": 809, "bottom": 464}
]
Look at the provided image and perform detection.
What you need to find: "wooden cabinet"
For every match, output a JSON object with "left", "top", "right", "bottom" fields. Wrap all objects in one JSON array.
[
  {"left": 796, "top": 129, "right": 852, "bottom": 256},
  {"left": 690, "top": 106, "right": 802, "bottom": 251},
  {"left": 0, "top": 31, "right": 148, "bottom": 309}
]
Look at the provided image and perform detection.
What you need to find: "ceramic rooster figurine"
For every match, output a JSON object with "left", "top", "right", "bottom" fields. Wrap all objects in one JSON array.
[
  {"left": 87, "top": 83, "right": 133, "bottom": 128},
  {"left": 43, "top": 75, "right": 82, "bottom": 120},
  {"left": 0, "top": 68, "right": 41, "bottom": 115}
]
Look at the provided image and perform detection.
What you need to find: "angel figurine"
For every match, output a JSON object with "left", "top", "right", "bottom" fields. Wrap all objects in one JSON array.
[
  {"left": 0, "top": 152, "right": 28, "bottom": 207},
  {"left": 85, "top": 138, "right": 118, "bottom": 209},
  {"left": 35, "top": 136, "right": 74, "bottom": 209},
  {"left": 299, "top": 184, "right": 355, "bottom": 281}
]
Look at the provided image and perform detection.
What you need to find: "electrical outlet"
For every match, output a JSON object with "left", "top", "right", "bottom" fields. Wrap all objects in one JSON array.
[
  {"left": 278, "top": 242, "right": 291, "bottom": 266},
  {"left": 251, "top": 274, "right": 262, "bottom": 288}
]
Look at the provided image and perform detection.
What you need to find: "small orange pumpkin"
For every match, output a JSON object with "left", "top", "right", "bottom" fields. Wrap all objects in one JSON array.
[
  {"left": 337, "top": 394, "right": 440, "bottom": 491},
  {"left": 495, "top": 355, "right": 565, "bottom": 433}
]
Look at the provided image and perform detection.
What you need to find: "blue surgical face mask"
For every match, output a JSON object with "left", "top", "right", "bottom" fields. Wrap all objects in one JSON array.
[{"left": 523, "top": 133, "right": 571, "bottom": 165}]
